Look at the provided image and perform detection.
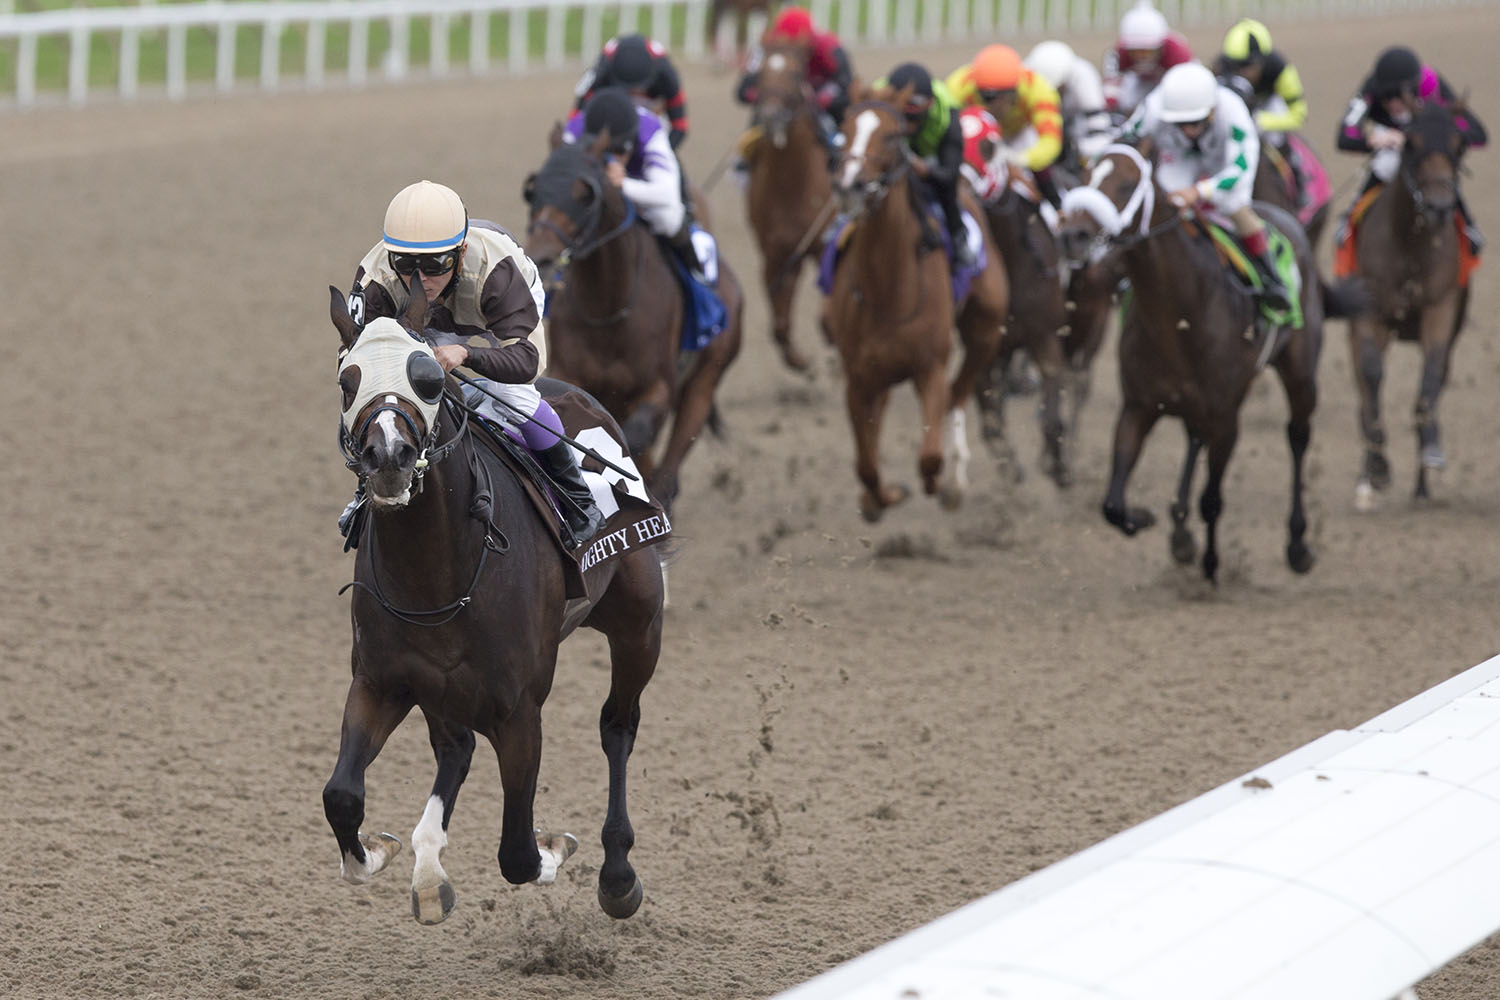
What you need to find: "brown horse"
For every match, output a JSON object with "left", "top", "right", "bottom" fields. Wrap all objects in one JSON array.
[
  {"left": 822, "top": 92, "right": 1008, "bottom": 520},
  {"left": 523, "top": 130, "right": 743, "bottom": 512},
  {"left": 708, "top": 0, "right": 775, "bottom": 69},
  {"left": 743, "top": 36, "right": 834, "bottom": 372},
  {"left": 1253, "top": 132, "right": 1333, "bottom": 251},
  {"left": 1057, "top": 140, "right": 1324, "bottom": 582},
  {"left": 323, "top": 284, "right": 665, "bottom": 924},
  {"left": 1343, "top": 102, "right": 1474, "bottom": 510}
]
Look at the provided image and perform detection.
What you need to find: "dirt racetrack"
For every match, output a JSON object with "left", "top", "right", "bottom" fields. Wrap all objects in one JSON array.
[{"left": 3, "top": 8, "right": 1498, "bottom": 999}]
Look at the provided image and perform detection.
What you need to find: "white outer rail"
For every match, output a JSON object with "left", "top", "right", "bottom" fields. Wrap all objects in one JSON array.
[{"left": 2, "top": 0, "right": 1487, "bottom": 110}]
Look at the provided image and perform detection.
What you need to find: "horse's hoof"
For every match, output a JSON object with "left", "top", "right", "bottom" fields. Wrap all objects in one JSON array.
[
  {"left": 1365, "top": 451, "right": 1392, "bottom": 491},
  {"left": 1353, "top": 480, "right": 1379, "bottom": 513},
  {"left": 532, "top": 830, "right": 579, "bottom": 886},
  {"left": 1170, "top": 528, "right": 1197, "bottom": 566},
  {"left": 1421, "top": 444, "right": 1446, "bottom": 470},
  {"left": 1287, "top": 542, "right": 1317, "bottom": 575},
  {"left": 341, "top": 832, "right": 402, "bottom": 884},
  {"left": 859, "top": 495, "right": 885, "bottom": 523},
  {"left": 598, "top": 875, "right": 644, "bottom": 920},
  {"left": 938, "top": 483, "right": 964, "bottom": 511},
  {"left": 411, "top": 880, "right": 457, "bottom": 925}
]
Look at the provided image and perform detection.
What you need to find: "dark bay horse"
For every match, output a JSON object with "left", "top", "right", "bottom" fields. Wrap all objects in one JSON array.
[
  {"left": 823, "top": 91, "right": 1008, "bottom": 520},
  {"left": 1253, "top": 132, "right": 1332, "bottom": 251},
  {"left": 524, "top": 131, "right": 743, "bottom": 512},
  {"left": 323, "top": 285, "right": 665, "bottom": 923},
  {"left": 744, "top": 37, "right": 834, "bottom": 372},
  {"left": 1342, "top": 102, "right": 1475, "bottom": 510},
  {"left": 1058, "top": 141, "right": 1324, "bottom": 582}
]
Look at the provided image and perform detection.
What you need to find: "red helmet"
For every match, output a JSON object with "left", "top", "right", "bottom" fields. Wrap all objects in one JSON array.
[{"left": 769, "top": 7, "right": 815, "bottom": 41}]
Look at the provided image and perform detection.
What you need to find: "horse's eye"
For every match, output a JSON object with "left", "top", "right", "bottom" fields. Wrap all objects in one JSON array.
[
  {"left": 407, "top": 353, "right": 445, "bottom": 405},
  {"left": 339, "top": 365, "right": 361, "bottom": 412}
]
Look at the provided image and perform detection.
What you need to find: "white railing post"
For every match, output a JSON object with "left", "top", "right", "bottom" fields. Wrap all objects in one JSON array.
[
  {"left": 306, "top": 19, "right": 326, "bottom": 90},
  {"left": 469, "top": 10, "right": 490, "bottom": 76},
  {"left": 385, "top": 12, "right": 409, "bottom": 79},
  {"left": 167, "top": 22, "right": 187, "bottom": 100},
  {"left": 16, "top": 30, "right": 36, "bottom": 107},
  {"left": 216, "top": 21, "right": 235, "bottom": 93},
  {"left": 67, "top": 23, "right": 88, "bottom": 107},
  {"left": 683, "top": 0, "right": 706, "bottom": 59},
  {"left": 260, "top": 18, "right": 283, "bottom": 91},
  {"left": 581, "top": 5, "right": 601, "bottom": 67},
  {"left": 545, "top": 3, "right": 565, "bottom": 68},
  {"left": 119, "top": 25, "right": 140, "bottom": 100},
  {"left": 432, "top": 11, "right": 451, "bottom": 77},
  {"left": 349, "top": 15, "right": 369, "bottom": 86},
  {"left": 507, "top": 7, "right": 527, "bottom": 74}
]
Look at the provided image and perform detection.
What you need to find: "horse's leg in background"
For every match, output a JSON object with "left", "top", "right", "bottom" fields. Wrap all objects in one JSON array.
[
  {"left": 323, "top": 676, "right": 412, "bottom": 883},
  {"left": 1197, "top": 423, "right": 1241, "bottom": 584},
  {"left": 706, "top": 0, "right": 725, "bottom": 64},
  {"left": 1101, "top": 401, "right": 1161, "bottom": 536},
  {"left": 584, "top": 549, "right": 665, "bottom": 918},
  {"left": 1275, "top": 329, "right": 1320, "bottom": 574},
  {"left": 1169, "top": 431, "right": 1202, "bottom": 566},
  {"left": 765, "top": 253, "right": 811, "bottom": 372},
  {"left": 1349, "top": 315, "right": 1393, "bottom": 511},
  {"left": 623, "top": 383, "right": 673, "bottom": 497},
  {"left": 915, "top": 362, "right": 950, "bottom": 501},
  {"left": 975, "top": 340, "right": 1023, "bottom": 481},
  {"left": 1412, "top": 293, "right": 1461, "bottom": 501},
  {"left": 1026, "top": 322, "right": 1070, "bottom": 489},
  {"left": 847, "top": 380, "right": 906, "bottom": 521},
  {"left": 653, "top": 333, "right": 737, "bottom": 512},
  {"left": 407, "top": 713, "right": 476, "bottom": 925}
]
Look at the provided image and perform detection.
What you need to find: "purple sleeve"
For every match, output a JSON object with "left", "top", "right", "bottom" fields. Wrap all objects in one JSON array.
[{"left": 563, "top": 112, "right": 584, "bottom": 143}]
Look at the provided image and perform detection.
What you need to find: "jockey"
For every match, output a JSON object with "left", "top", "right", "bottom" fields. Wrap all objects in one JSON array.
[
  {"left": 946, "top": 43, "right": 1065, "bottom": 207},
  {"left": 1103, "top": 2, "right": 1194, "bottom": 118},
  {"left": 1335, "top": 45, "right": 1487, "bottom": 252},
  {"left": 1025, "top": 39, "right": 1112, "bottom": 173},
  {"left": 736, "top": 6, "right": 855, "bottom": 133},
  {"left": 574, "top": 34, "right": 689, "bottom": 149},
  {"left": 1120, "top": 62, "right": 1293, "bottom": 312},
  {"left": 1212, "top": 18, "right": 1308, "bottom": 142},
  {"left": 877, "top": 62, "right": 976, "bottom": 269},
  {"left": 565, "top": 87, "right": 712, "bottom": 282},
  {"left": 346, "top": 181, "right": 606, "bottom": 548}
]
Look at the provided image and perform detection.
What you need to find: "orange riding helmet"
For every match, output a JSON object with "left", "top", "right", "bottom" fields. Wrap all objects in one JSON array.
[{"left": 971, "top": 44, "right": 1023, "bottom": 93}]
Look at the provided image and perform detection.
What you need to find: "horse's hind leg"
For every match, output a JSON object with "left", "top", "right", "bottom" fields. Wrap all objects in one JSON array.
[
  {"left": 1413, "top": 297, "right": 1460, "bottom": 501},
  {"left": 1102, "top": 402, "right": 1161, "bottom": 536},
  {"left": 587, "top": 552, "right": 664, "bottom": 918},
  {"left": 408, "top": 714, "right": 475, "bottom": 925},
  {"left": 323, "top": 676, "right": 412, "bottom": 884},
  {"left": 1276, "top": 338, "right": 1319, "bottom": 574},
  {"left": 1198, "top": 426, "right": 1241, "bottom": 584},
  {"left": 1169, "top": 433, "right": 1202, "bottom": 566},
  {"left": 765, "top": 254, "right": 810, "bottom": 372},
  {"left": 1349, "top": 318, "right": 1392, "bottom": 510}
]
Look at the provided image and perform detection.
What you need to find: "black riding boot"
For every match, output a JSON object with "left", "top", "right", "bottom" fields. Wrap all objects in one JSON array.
[
  {"left": 941, "top": 194, "right": 974, "bottom": 269},
  {"left": 1251, "top": 245, "right": 1293, "bottom": 312},
  {"left": 536, "top": 441, "right": 606, "bottom": 549},
  {"left": 669, "top": 225, "right": 706, "bottom": 281},
  {"left": 1035, "top": 167, "right": 1063, "bottom": 211}
]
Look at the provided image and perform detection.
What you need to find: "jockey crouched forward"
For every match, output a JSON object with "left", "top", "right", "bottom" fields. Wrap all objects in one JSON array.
[
  {"left": 947, "top": 43, "right": 1065, "bottom": 208},
  {"left": 1025, "top": 40, "right": 1113, "bottom": 177},
  {"left": 344, "top": 180, "right": 606, "bottom": 549},
  {"left": 565, "top": 87, "right": 720, "bottom": 291},
  {"left": 878, "top": 62, "right": 976, "bottom": 269},
  {"left": 574, "top": 33, "right": 689, "bottom": 149},
  {"left": 1120, "top": 62, "right": 1293, "bottom": 312},
  {"left": 735, "top": 6, "right": 855, "bottom": 171}
]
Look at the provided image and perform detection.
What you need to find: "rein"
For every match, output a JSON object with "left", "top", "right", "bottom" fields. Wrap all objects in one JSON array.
[{"left": 535, "top": 181, "right": 644, "bottom": 326}]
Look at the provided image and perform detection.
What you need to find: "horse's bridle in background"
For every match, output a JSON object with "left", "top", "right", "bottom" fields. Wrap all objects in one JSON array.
[
  {"left": 836, "top": 100, "right": 914, "bottom": 218},
  {"left": 529, "top": 169, "right": 643, "bottom": 325}
]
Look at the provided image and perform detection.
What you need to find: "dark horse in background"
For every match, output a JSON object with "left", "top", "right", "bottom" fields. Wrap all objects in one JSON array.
[
  {"left": 323, "top": 284, "right": 664, "bottom": 924},
  {"left": 1058, "top": 140, "right": 1326, "bottom": 583},
  {"left": 743, "top": 35, "right": 834, "bottom": 372},
  {"left": 708, "top": 0, "right": 775, "bottom": 70},
  {"left": 524, "top": 129, "right": 743, "bottom": 514},
  {"left": 1340, "top": 102, "right": 1476, "bottom": 510}
]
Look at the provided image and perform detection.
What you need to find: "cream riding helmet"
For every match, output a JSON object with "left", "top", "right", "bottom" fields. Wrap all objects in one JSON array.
[
  {"left": 1159, "top": 62, "right": 1219, "bottom": 123},
  {"left": 1025, "top": 40, "right": 1077, "bottom": 92},
  {"left": 1119, "top": 3, "right": 1169, "bottom": 51},
  {"left": 382, "top": 180, "right": 469, "bottom": 277}
]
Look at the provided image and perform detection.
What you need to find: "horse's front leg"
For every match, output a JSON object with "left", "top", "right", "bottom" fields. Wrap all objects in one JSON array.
[
  {"left": 1198, "top": 424, "right": 1241, "bottom": 584},
  {"left": 1413, "top": 295, "right": 1460, "bottom": 501},
  {"left": 323, "top": 675, "right": 411, "bottom": 884},
  {"left": 1102, "top": 402, "right": 1161, "bottom": 536},
  {"left": 764, "top": 250, "right": 810, "bottom": 372},
  {"left": 915, "top": 363, "right": 951, "bottom": 502},
  {"left": 846, "top": 381, "right": 906, "bottom": 521},
  {"left": 1275, "top": 333, "right": 1320, "bottom": 574},
  {"left": 407, "top": 714, "right": 475, "bottom": 925},
  {"left": 1169, "top": 432, "right": 1202, "bottom": 566},
  {"left": 1348, "top": 316, "right": 1392, "bottom": 510},
  {"left": 654, "top": 340, "right": 736, "bottom": 508}
]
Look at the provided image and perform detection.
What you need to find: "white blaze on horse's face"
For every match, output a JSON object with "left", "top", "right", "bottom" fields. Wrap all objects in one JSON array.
[
  {"left": 767, "top": 52, "right": 787, "bottom": 73},
  {"left": 841, "top": 109, "right": 882, "bottom": 190}
]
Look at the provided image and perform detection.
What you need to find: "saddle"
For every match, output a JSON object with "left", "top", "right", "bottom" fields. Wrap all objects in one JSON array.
[
  {"left": 1188, "top": 213, "right": 1303, "bottom": 331},
  {"left": 816, "top": 200, "right": 987, "bottom": 304},
  {"left": 1334, "top": 184, "right": 1479, "bottom": 288}
]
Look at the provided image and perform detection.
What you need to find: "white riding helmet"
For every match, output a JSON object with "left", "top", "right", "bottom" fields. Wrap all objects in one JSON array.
[
  {"left": 382, "top": 180, "right": 468, "bottom": 254},
  {"left": 1119, "top": 3, "right": 1169, "bottom": 49},
  {"left": 1025, "top": 40, "right": 1076, "bottom": 91},
  {"left": 1158, "top": 62, "right": 1219, "bottom": 122}
]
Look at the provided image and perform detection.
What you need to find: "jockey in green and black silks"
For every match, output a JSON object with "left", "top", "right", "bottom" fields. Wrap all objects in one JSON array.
[{"left": 876, "top": 62, "right": 976, "bottom": 268}]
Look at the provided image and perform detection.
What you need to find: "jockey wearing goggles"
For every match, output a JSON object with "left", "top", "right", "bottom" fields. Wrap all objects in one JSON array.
[
  {"left": 1103, "top": 2, "right": 1194, "bottom": 118},
  {"left": 1119, "top": 62, "right": 1293, "bottom": 312},
  {"left": 1212, "top": 19, "right": 1308, "bottom": 141},
  {"left": 946, "top": 43, "right": 1065, "bottom": 206},
  {"left": 344, "top": 180, "right": 605, "bottom": 549},
  {"left": 573, "top": 34, "right": 689, "bottom": 149},
  {"left": 1334, "top": 46, "right": 1487, "bottom": 252},
  {"left": 1024, "top": 40, "right": 1112, "bottom": 173},
  {"left": 874, "top": 62, "right": 976, "bottom": 269}
]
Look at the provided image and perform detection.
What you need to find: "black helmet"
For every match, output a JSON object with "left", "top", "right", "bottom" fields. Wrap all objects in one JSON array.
[
  {"left": 1372, "top": 46, "right": 1421, "bottom": 99},
  {"left": 887, "top": 62, "right": 934, "bottom": 120},
  {"left": 608, "top": 34, "right": 654, "bottom": 89},
  {"left": 583, "top": 88, "right": 639, "bottom": 156}
]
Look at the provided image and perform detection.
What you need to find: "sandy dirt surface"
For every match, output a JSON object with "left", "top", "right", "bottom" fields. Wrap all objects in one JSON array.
[{"left": 2, "top": 8, "right": 1497, "bottom": 999}]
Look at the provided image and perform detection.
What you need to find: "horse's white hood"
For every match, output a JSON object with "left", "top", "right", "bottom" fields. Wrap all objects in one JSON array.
[{"left": 339, "top": 318, "right": 441, "bottom": 435}]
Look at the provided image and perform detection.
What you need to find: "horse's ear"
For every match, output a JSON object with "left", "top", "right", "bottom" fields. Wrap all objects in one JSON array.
[
  {"left": 548, "top": 120, "right": 565, "bottom": 150},
  {"left": 330, "top": 285, "right": 361, "bottom": 349},
  {"left": 403, "top": 272, "right": 428, "bottom": 333},
  {"left": 522, "top": 172, "right": 538, "bottom": 206},
  {"left": 587, "top": 127, "right": 612, "bottom": 158}
]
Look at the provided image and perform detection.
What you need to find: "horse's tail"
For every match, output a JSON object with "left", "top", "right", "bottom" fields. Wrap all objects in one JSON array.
[{"left": 1320, "top": 276, "right": 1372, "bottom": 320}]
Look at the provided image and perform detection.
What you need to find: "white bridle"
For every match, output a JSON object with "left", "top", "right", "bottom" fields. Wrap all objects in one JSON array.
[{"left": 1059, "top": 143, "right": 1157, "bottom": 239}]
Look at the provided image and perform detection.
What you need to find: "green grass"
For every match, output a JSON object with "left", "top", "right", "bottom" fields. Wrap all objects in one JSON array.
[{"left": 0, "top": 0, "right": 706, "bottom": 98}]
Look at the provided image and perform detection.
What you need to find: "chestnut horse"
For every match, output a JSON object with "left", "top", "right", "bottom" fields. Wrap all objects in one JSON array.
[
  {"left": 1058, "top": 141, "right": 1325, "bottom": 582},
  {"left": 323, "top": 284, "right": 664, "bottom": 924},
  {"left": 823, "top": 92, "right": 1008, "bottom": 520},
  {"left": 744, "top": 36, "right": 834, "bottom": 372},
  {"left": 524, "top": 131, "right": 743, "bottom": 512},
  {"left": 1343, "top": 102, "right": 1475, "bottom": 510}
]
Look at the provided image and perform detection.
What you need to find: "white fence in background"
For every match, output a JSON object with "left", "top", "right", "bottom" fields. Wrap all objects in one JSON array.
[{"left": 0, "top": 0, "right": 1492, "bottom": 109}]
